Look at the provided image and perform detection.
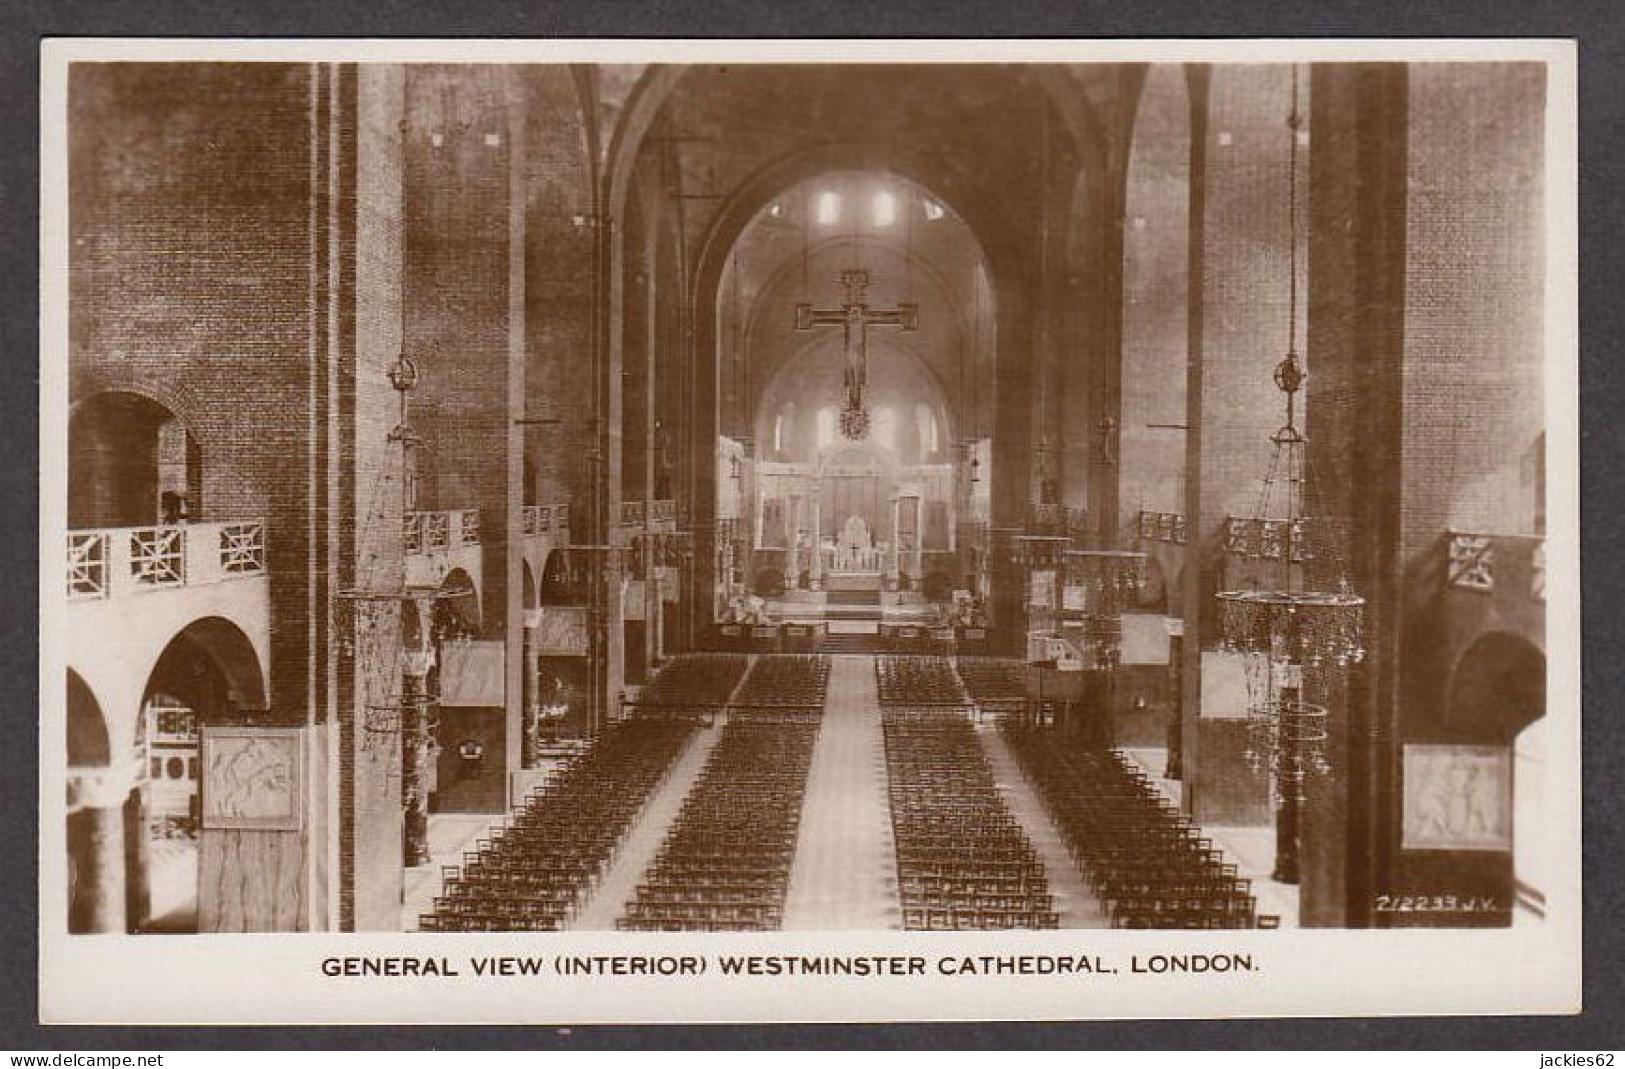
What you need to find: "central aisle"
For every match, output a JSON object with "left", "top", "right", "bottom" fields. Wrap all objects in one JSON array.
[
  {"left": 978, "top": 724, "right": 1109, "bottom": 928},
  {"left": 782, "top": 655, "right": 900, "bottom": 930},
  {"left": 566, "top": 723, "right": 724, "bottom": 931}
]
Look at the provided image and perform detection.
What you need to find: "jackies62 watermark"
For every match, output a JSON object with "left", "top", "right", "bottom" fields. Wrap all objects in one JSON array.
[{"left": 1540, "top": 1056, "right": 1616, "bottom": 1067}]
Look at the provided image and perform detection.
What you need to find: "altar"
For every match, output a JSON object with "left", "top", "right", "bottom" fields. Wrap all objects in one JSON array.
[
  {"left": 747, "top": 456, "right": 957, "bottom": 599},
  {"left": 823, "top": 515, "right": 886, "bottom": 578}
]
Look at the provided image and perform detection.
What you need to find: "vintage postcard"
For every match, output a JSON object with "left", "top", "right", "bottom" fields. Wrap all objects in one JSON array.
[{"left": 37, "top": 37, "right": 1580, "bottom": 1024}]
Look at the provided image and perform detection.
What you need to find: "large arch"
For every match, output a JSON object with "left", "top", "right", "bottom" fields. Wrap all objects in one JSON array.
[
  {"left": 67, "top": 669, "right": 111, "bottom": 768},
  {"left": 538, "top": 548, "right": 585, "bottom": 606},
  {"left": 521, "top": 558, "right": 538, "bottom": 611},
  {"left": 602, "top": 65, "right": 1111, "bottom": 235},
  {"left": 1117, "top": 63, "right": 1192, "bottom": 526},
  {"left": 688, "top": 147, "right": 1022, "bottom": 634},
  {"left": 1435, "top": 630, "right": 1548, "bottom": 926},
  {"left": 1448, "top": 630, "right": 1546, "bottom": 744},
  {"left": 142, "top": 616, "right": 269, "bottom": 722},
  {"left": 600, "top": 64, "right": 1127, "bottom": 658},
  {"left": 594, "top": 63, "right": 1135, "bottom": 662},
  {"left": 434, "top": 567, "right": 482, "bottom": 640},
  {"left": 69, "top": 389, "right": 202, "bottom": 529}
]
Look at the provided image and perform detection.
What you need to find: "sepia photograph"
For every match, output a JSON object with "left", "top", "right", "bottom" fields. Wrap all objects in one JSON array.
[{"left": 36, "top": 37, "right": 1581, "bottom": 1025}]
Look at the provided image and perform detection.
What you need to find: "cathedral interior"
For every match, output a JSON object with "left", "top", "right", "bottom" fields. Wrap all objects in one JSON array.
[{"left": 60, "top": 60, "right": 1550, "bottom": 935}]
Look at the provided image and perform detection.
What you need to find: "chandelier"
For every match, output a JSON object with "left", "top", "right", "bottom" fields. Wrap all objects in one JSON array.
[
  {"left": 333, "top": 347, "right": 477, "bottom": 869},
  {"left": 1214, "top": 65, "right": 1364, "bottom": 885},
  {"left": 839, "top": 403, "right": 872, "bottom": 442}
]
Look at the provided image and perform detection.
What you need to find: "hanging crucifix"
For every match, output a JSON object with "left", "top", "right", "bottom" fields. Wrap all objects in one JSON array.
[{"left": 795, "top": 268, "right": 918, "bottom": 440}]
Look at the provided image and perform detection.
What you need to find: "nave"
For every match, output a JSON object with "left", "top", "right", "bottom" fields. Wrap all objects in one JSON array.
[{"left": 420, "top": 653, "right": 1265, "bottom": 932}]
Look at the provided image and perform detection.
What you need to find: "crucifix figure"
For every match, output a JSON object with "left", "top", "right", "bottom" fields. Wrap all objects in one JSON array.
[{"left": 795, "top": 268, "right": 918, "bottom": 440}]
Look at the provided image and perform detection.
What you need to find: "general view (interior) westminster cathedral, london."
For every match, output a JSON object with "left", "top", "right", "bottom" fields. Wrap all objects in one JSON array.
[{"left": 57, "top": 58, "right": 1552, "bottom": 935}]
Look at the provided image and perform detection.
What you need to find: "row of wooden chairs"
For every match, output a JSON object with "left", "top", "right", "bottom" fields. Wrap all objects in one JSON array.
[
  {"left": 1002, "top": 727, "right": 1259, "bottom": 929},
  {"left": 875, "top": 655, "right": 970, "bottom": 708},
  {"left": 729, "top": 654, "right": 830, "bottom": 708},
  {"left": 638, "top": 653, "right": 750, "bottom": 708},
  {"left": 617, "top": 720, "right": 820, "bottom": 932},
  {"left": 955, "top": 656, "right": 1029, "bottom": 721},
  {"left": 422, "top": 719, "right": 696, "bottom": 932},
  {"left": 878, "top": 673, "right": 1057, "bottom": 929}
]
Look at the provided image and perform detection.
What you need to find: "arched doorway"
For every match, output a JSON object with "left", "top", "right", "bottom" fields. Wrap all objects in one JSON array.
[
  {"left": 138, "top": 617, "right": 269, "bottom": 933},
  {"left": 538, "top": 548, "right": 586, "bottom": 606},
  {"left": 70, "top": 391, "right": 202, "bottom": 528},
  {"left": 433, "top": 567, "right": 481, "bottom": 641},
  {"left": 533, "top": 549, "right": 591, "bottom": 740},
  {"left": 1448, "top": 631, "right": 1547, "bottom": 923}
]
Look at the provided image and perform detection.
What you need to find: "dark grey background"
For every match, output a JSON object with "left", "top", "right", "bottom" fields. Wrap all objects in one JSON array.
[{"left": 3, "top": 0, "right": 1620, "bottom": 1050}]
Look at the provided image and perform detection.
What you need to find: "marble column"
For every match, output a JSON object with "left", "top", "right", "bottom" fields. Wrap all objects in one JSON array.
[
  {"left": 67, "top": 767, "right": 137, "bottom": 934},
  {"left": 810, "top": 499, "right": 822, "bottom": 589},
  {"left": 522, "top": 611, "right": 543, "bottom": 767},
  {"left": 400, "top": 650, "right": 434, "bottom": 868},
  {"left": 1165, "top": 617, "right": 1186, "bottom": 780},
  {"left": 123, "top": 783, "right": 151, "bottom": 930}
]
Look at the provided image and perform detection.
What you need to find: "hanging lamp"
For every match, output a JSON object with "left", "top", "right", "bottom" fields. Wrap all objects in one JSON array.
[{"left": 1214, "top": 65, "right": 1365, "bottom": 885}]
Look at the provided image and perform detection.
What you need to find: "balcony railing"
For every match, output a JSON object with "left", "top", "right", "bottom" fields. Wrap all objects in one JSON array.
[
  {"left": 1138, "top": 509, "right": 1188, "bottom": 545},
  {"left": 1222, "top": 516, "right": 1305, "bottom": 560},
  {"left": 1027, "top": 503, "right": 1089, "bottom": 537},
  {"left": 66, "top": 520, "right": 266, "bottom": 601},
  {"left": 219, "top": 521, "right": 267, "bottom": 574},
  {"left": 66, "top": 532, "right": 108, "bottom": 599},
  {"left": 615, "top": 499, "right": 678, "bottom": 528},
  {"left": 404, "top": 509, "right": 480, "bottom": 555},
  {"left": 1447, "top": 531, "right": 1545, "bottom": 602},
  {"left": 521, "top": 503, "right": 574, "bottom": 536}
]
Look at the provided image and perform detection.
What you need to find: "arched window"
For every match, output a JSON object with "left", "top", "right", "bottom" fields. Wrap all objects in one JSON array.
[
  {"left": 873, "top": 189, "right": 896, "bottom": 227},
  {"left": 816, "top": 190, "right": 840, "bottom": 226},
  {"left": 816, "top": 406, "right": 837, "bottom": 450},
  {"left": 916, "top": 403, "right": 938, "bottom": 456},
  {"left": 874, "top": 407, "right": 897, "bottom": 451},
  {"left": 773, "top": 413, "right": 784, "bottom": 454}
]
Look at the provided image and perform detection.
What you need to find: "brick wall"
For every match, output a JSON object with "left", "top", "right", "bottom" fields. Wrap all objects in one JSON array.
[
  {"left": 520, "top": 68, "right": 597, "bottom": 517},
  {"left": 1401, "top": 65, "right": 1547, "bottom": 557},
  {"left": 1119, "top": 63, "right": 1191, "bottom": 523},
  {"left": 69, "top": 63, "right": 322, "bottom": 722},
  {"left": 1302, "top": 63, "right": 1546, "bottom": 927},
  {"left": 1197, "top": 65, "right": 1308, "bottom": 543},
  {"left": 403, "top": 66, "right": 511, "bottom": 529}
]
